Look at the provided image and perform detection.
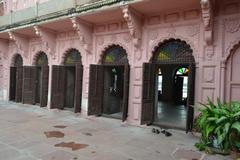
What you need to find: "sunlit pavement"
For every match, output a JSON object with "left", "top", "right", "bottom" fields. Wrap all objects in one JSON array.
[{"left": 0, "top": 101, "right": 231, "bottom": 160}]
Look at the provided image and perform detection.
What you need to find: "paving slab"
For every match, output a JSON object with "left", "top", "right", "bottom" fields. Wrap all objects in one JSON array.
[{"left": 0, "top": 101, "right": 233, "bottom": 160}]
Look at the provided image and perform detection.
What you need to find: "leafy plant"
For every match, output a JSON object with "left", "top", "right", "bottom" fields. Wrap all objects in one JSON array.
[{"left": 195, "top": 97, "right": 240, "bottom": 153}]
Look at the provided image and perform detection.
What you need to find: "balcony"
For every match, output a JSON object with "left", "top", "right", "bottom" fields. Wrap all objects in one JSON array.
[{"left": 0, "top": 0, "right": 133, "bottom": 32}]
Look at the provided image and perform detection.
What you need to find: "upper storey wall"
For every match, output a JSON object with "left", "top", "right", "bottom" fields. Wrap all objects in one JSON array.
[{"left": 1, "top": 0, "right": 50, "bottom": 14}]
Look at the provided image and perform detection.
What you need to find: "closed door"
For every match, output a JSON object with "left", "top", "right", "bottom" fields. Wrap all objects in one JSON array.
[{"left": 65, "top": 66, "right": 76, "bottom": 108}]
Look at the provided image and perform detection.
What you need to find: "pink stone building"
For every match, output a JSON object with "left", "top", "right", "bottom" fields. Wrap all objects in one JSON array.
[{"left": 0, "top": 0, "right": 240, "bottom": 131}]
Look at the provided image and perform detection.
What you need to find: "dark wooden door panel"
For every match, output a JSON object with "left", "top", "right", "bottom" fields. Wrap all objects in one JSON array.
[
  {"left": 186, "top": 63, "right": 195, "bottom": 133},
  {"left": 22, "top": 66, "right": 37, "bottom": 104},
  {"left": 141, "top": 63, "right": 156, "bottom": 125},
  {"left": 51, "top": 65, "right": 65, "bottom": 109},
  {"left": 122, "top": 65, "right": 130, "bottom": 121},
  {"left": 88, "top": 65, "right": 104, "bottom": 116},
  {"left": 40, "top": 66, "right": 49, "bottom": 107},
  {"left": 9, "top": 67, "right": 16, "bottom": 101},
  {"left": 74, "top": 64, "right": 83, "bottom": 113},
  {"left": 15, "top": 66, "right": 23, "bottom": 102}
]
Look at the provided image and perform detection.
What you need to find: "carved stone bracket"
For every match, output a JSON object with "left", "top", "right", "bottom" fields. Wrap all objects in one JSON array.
[
  {"left": 8, "top": 31, "right": 29, "bottom": 58},
  {"left": 0, "top": 39, "right": 8, "bottom": 60},
  {"left": 122, "top": 5, "right": 142, "bottom": 49},
  {"left": 201, "top": 0, "right": 214, "bottom": 45},
  {"left": 34, "top": 26, "right": 56, "bottom": 59},
  {"left": 70, "top": 17, "right": 93, "bottom": 54}
]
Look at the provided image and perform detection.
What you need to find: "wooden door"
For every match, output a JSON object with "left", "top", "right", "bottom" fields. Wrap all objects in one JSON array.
[
  {"left": 50, "top": 65, "right": 65, "bottom": 109},
  {"left": 141, "top": 63, "right": 156, "bottom": 125},
  {"left": 40, "top": 66, "right": 49, "bottom": 107},
  {"left": 15, "top": 66, "right": 23, "bottom": 102},
  {"left": 175, "top": 77, "right": 184, "bottom": 104},
  {"left": 88, "top": 65, "right": 104, "bottom": 115},
  {"left": 122, "top": 65, "right": 130, "bottom": 121},
  {"left": 35, "top": 67, "right": 41, "bottom": 103},
  {"left": 22, "top": 66, "right": 37, "bottom": 104},
  {"left": 186, "top": 63, "right": 195, "bottom": 133},
  {"left": 74, "top": 64, "right": 83, "bottom": 113},
  {"left": 9, "top": 67, "right": 16, "bottom": 101}
]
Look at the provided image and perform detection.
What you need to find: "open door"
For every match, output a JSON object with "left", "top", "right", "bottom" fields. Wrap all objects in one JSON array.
[
  {"left": 175, "top": 77, "right": 184, "bottom": 104},
  {"left": 122, "top": 65, "right": 130, "bottom": 121},
  {"left": 15, "top": 66, "right": 23, "bottom": 102},
  {"left": 40, "top": 66, "right": 49, "bottom": 107},
  {"left": 22, "top": 66, "right": 37, "bottom": 104},
  {"left": 74, "top": 64, "right": 83, "bottom": 113},
  {"left": 51, "top": 65, "right": 65, "bottom": 109},
  {"left": 186, "top": 63, "right": 195, "bottom": 133},
  {"left": 88, "top": 65, "right": 104, "bottom": 116},
  {"left": 9, "top": 67, "right": 16, "bottom": 101},
  {"left": 141, "top": 63, "right": 156, "bottom": 125}
]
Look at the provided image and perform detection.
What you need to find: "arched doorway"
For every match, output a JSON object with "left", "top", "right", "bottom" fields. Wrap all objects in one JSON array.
[
  {"left": 22, "top": 52, "right": 49, "bottom": 107},
  {"left": 51, "top": 49, "right": 83, "bottom": 113},
  {"left": 141, "top": 39, "right": 195, "bottom": 132},
  {"left": 9, "top": 54, "right": 23, "bottom": 102},
  {"left": 35, "top": 52, "right": 49, "bottom": 106},
  {"left": 226, "top": 44, "right": 240, "bottom": 101},
  {"left": 88, "top": 45, "right": 130, "bottom": 121}
]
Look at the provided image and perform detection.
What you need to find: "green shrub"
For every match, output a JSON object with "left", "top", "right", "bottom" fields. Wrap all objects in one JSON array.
[{"left": 195, "top": 97, "right": 240, "bottom": 153}]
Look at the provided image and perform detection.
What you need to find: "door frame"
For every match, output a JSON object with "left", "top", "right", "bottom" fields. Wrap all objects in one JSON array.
[
  {"left": 142, "top": 62, "right": 195, "bottom": 131},
  {"left": 88, "top": 64, "right": 130, "bottom": 121},
  {"left": 101, "top": 64, "right": 124, "bottom": 119}
]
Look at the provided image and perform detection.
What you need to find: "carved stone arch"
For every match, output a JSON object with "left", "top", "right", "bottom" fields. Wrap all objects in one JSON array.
[
  {"left": 97, "top": 43, "right": 130, "bottom": 64},
  {"left": 224, "top": 39, "right": 240, "bottom": 62},
  {"left": 149, "top": 36, "right": 197, "bottom": 63},
  {"left": 60, "top": 48, "right": 82, "bottom": 65},
  {"left": 10, "top": 53, "right": 23, "bottom": 67},
  {"left": 32, "top": 51, "right": 48, "bottom": 66}
]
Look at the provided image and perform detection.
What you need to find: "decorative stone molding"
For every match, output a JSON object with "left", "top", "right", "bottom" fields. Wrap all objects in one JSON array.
[
  {"left": 205, "top": 45, "right": 214, "bottom": 60},
  {"left": 224, "top": 18, "right": 240, "bottom": 33},
  {"left": 224, "top": 38, "right": 240, "bottom": 62},
  {"left": 8, "top": 32, "right": 29, "bottom": 58},
  {"left": 186, "top": 24, "right": 200, "bottom": 37},
  {"left": 0, "top": 39, "right": 8, "bottom": 60},
  {"left": 34, "top": 26, "right": 56, "bottom": 59},
  {"left": 200, "top": 0, "right": 214, "bottom": 45},
  {"left": 70, "top": 17, "right": 93, "bottom": 54},
  {"left": 97, "top": 37, "right": 104, "bottom": 46},
  {"left": 122, "top": 5, "right": 142, "bottom": 48},
  {"left": 167, "top": 24, "right": 176, "bottom": 37}
]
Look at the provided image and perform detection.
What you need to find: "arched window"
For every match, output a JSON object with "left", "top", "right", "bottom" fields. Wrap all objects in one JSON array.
[
  {"left": 152, "top": 39, "right": 194, "bottom": 64},
  {"left": 13, "top": 54, "right": 23, "bottom": 67},
  {"left": 35, "top": 52, "right": 48, "bottom": 66},
  {"left": 176, "top": 67, "right": 189, "bottom": 75},
  {"left": 64, "top": 49, "right": 81, "bottom": 65},
  {"left": 102, "top": 45, "right": 128, "bottom": 65}
]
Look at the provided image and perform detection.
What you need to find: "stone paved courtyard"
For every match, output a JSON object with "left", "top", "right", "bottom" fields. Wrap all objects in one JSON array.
[{"left": 0, "top": 101, "right": 232, "bottom": 160}]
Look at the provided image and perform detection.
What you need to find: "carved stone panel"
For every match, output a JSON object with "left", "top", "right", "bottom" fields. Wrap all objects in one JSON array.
[
  {"left": 202, "top": 88, "right": 215, "bottom": 103},
  {"left": 203, "top": 67, "right": 215, "bottom": 83},
  {"left": 134, "top": 85, "right": 141, "bottom": 99},
  {"left": 134, "top": 67, "right": 142, "bottom": 81}
]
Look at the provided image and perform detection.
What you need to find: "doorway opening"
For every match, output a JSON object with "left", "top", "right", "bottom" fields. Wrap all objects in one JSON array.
[
  {"left": 34, "top": 52, "right": 49, "bottom": 106},
  {"left": 9, "top": 54, "right": 23, "bottom": 102},
  {"left": 154, "top": 65, "right": 189, "bottom": 129},
  {"left": 103, "top": 65, "right": 124, "bottom": 119},
  {"left": 51, "top": 49, "right": 83, "bottom": 113},
  {"left": 88, "top": 45, "right": 130, "bottom": 121},
  {"left": 141, "top": 39, "right": 195, "bottom": 132},
  {"left": 22, "top": 52, "right": 49, "bottom": 107}
]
